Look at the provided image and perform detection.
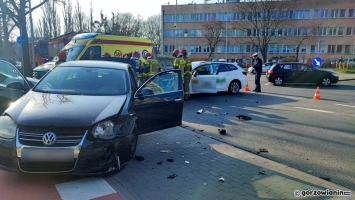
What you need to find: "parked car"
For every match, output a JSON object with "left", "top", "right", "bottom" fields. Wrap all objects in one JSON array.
[
  {"left": 0, "top": 60, "right": 183, "bottom": 174},
  {"left": 248, "top": 62, "right": 275, "bottom": 74},
  {"left": 190, "top": 61, "right": 248, "bottom": 94},
  {"left": 266, "top": 62, "right": 339, "bottom": 86},
  {"left": 345, "top": 58, "right": 355, "bottom": 65},
  {"left": 0, "top": 60, "right": 38, "bottom": 113}
]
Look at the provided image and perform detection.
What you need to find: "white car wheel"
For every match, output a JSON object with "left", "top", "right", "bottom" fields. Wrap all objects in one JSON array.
[{"left": 228, "top": 80, "right": 240, "bottom": 94}]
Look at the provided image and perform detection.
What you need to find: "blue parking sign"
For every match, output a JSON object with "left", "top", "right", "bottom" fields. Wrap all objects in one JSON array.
[
  {"left": 16, "top": 36, "right": 26, "bottom": 44},
  {"left": 312, "top": 57, "right": 322, "bottom": 68}
]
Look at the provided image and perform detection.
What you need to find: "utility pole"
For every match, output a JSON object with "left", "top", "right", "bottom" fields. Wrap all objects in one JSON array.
[
  {"left": 225, "top": 1, "right": 228, "bottom": 60},
  {"left": 29, "top": 0, "right": 36, "bottom": 69},
  {"left": 174, "top": 0, "right": 177, "bottom": 50}
]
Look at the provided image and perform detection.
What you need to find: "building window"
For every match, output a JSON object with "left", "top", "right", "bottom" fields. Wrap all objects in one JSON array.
[
  {"left": 163, "top": 14, "right": 174, "bottom": 23},
  {"left": 348, "top": 9, "right": 354, "bottom": 18},
  {"left": 336, "top": 45, "right": 342, "bottom": 53},
  {"left": 340, "top": 9, "right": 346, "bottom": 18},
  {"left": 313, "top": 9, "right": 320, "bottom": 19},
  {"left": 321, "top": 27, "right": 328, "bottom": 36},
  {"left": 304, "top": 10, "right": 310, "bottom": 19},
  {"left": 321, "top": 9, "right": 328, "bottom": 18},
  {"left": 328, "top": 27, "right": 337, "bottom": 36},
  {"left": 310, "top": 45, "right": 316, "bottom": 53},
  {"left": 344, "top": 45, "right": 351, "bottom": 54},
  {"left": 195, "top": 30, "right": 202, "bottom": 37},
  {"left": 331, "top": 9, "right": 339, "bottom": 18},
  {"left": 346, "top": 27, "right": 352, "bottom": 35},
  {"left": 338, "top": 27, "right": 344, "bottom": 36},
  {"left": 295, "top": 10, "right": 303, "bottom": 19},
  {"left": 327, "top": 45, "right": 336, "bottom": 53}
]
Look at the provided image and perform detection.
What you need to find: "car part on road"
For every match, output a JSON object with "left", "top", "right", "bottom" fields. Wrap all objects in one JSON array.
[
  {"left": 236, "top": 115, "right": 252, "bottom": 120},
  {"left": 218, "top": 129, "right": 226, "bottom": 135},
  {"left": 134, "top": 155, "right": 144, "bottom": 161}
]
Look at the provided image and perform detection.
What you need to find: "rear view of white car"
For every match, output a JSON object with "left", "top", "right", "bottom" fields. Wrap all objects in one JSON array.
[
  {"left": 190, "top": 61, "right": 248, "bottom": 94},
  {"left": 248, "top": 62, "right": 275, "bottom": 74}
]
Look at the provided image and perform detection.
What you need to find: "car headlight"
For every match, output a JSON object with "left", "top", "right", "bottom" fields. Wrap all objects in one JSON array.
[
  {"left": 0, "top": 115, "right": 17, "bottom": 139},
  {"left": 331, "top": 72, "right": 338, "bottom": 77},
  {"left": 91, "top": 120, "right": 115, "bottom": 140}
]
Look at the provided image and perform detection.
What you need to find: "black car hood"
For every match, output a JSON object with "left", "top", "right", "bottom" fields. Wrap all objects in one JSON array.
[{"left": 5, "top": 91, "right": 127, "bottom": 127}]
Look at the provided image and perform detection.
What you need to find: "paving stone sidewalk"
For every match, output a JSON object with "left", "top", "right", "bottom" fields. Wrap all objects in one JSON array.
[{"left": 106, "top": 126, "right": 354, "bottom": 200}]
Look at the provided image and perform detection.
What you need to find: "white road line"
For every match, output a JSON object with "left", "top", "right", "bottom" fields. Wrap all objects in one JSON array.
[
  {"left": 335, "top": 103, "right": 355, "bottom": 108},
  {"left": 294, "top": 107, "right": 334, "bottom": 113}
]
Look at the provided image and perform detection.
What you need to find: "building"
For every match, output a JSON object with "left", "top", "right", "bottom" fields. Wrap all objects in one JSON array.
[{"left": 161, "top": 0, "right": 355, "bottom": 63}]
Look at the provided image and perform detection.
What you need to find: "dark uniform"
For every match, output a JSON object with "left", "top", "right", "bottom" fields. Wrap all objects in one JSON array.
[{"left": 252, "top": 53, "right": 262, "bottom": 92}]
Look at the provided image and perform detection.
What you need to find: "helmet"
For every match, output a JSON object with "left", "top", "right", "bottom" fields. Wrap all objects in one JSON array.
[
  {"left": 144, "top": 52, "right": 152, "bottom": 60},
  {"left": 181, "top": 48, "right": 187, "bottom": 55},
  {"left": 172, "top": 49, "right": 180, "bottom": 57},
  {"left": 132, "top": 51, "right": 140, "bottom": 58},
  {"left": 103, "top": 52, "right": 111, "bottom": 57},
  {"left": 252, "top": 53, "right": 258, "bottom": 57},
  {"left": 58, "top": 51, "right": 67, "bottom": 60},
  {"left": 177, "top": 53, "right": 183, "bottom": 57}
]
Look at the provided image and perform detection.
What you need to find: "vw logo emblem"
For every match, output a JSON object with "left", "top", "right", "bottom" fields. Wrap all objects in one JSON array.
[{"left": 42, "top": 132, "right": 57, "bottom": 145}]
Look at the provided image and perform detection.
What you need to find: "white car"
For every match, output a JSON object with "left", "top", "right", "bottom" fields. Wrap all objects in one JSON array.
[
  {"left": 190, "top": 61, "right": 248, "bottom": 94},
  {"left": 248, "top": 62, "right": 275, "bottom": 74}
]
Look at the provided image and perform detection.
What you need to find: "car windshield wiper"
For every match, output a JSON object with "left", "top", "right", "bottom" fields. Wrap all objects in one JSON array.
[{"left": 33, "top": 89, "right": 50, "bottom": 93}]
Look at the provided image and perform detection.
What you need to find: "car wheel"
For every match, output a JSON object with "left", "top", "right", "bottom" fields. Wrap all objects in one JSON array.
[
  {"left": 273, "top": 76, "right": 283, "bottom": 86},
  {"left": 320, "top": 77, "right": 331, "bottom": 86},
  {"left": 228, "top": 80, "right": 240, "bottom": 94},
  {"left": 128, "top": 127, "right": 138, "bottom": 159}
]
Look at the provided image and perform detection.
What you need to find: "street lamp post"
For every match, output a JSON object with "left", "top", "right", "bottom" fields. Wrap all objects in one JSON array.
[
  {"left": 174, "top": 0, "right": 177, "bottom": 50},
  {"left": 225, "top": 1, "right": 228, "bottom": 60},
  {"left": 28, "top": 0, "right": 36, "bottom": 69}
]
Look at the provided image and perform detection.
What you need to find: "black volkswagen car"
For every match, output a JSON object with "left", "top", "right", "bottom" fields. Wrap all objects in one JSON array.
[
  {"left": 0, "top": 60, "right": 183, "bottom": 174},
  {"left": 266, "top": 62, "right": 339, "bottom": 86}
]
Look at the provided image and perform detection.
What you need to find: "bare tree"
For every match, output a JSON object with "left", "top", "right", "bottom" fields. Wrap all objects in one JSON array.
[
  {"left": 291, "top": 22, "right": 320, "bottom": 61},
  {"left": 92, "top": 11, "right": 109, "bottom": 33},
  {"left": 143, "top": 15, "right": 162, "bottom": 54},
  {"left": 233, "top": 0, "right": 293, "bottom": 61},
  {"left": 111, "top": 13, "right": 141, "bottom": 37},
  {"left": 61, "top": 0, "right": 73, "bottom": 33},
  {"left": 202, "top": 21, "right": 224, "bottom": 58},
  {"left": 36, "top": 0, "right": 61, "bottom": 38},
  {"left": 0, "top": 0, "right": 49, "bottom": 76},
  {"left": 73, "top": 0, "right": 87, "bottom": 32}
]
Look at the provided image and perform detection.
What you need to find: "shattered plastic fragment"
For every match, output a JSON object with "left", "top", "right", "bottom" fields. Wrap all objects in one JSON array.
[
  {"left": 160, "top": 150, "right": 171, "bottom": 153},
  {"left": 236, "top": 115, "right": 252, "bottom": 120},
  {"left": 219, "top": 177, "right": 225, "bottom": 182},
  {"left": 204, "top": 182, "right": 207, "bottom": 186},
  {"left": 167, "top": 174, "right": 177, "bottom": 179},
  {"left": 167, "top": 158, "right": 174, "bottom": 162},
  {"left": 185, "top": 161, "right": 190, "bottom": 164},
  {"left": 258, "top": 171, "right": 265, "bottom": 175},
  {"left": 197, "top": 109, "right": 204, "bottom": 114},
  {"left": 157, "top": 161, "right": 163, "bottom": 165},
  {"left": 135, "top": 155, "right": 144, "bottom": 161},
  {"left": 218, "top": 129, "right": 226, "bottom": 135}
]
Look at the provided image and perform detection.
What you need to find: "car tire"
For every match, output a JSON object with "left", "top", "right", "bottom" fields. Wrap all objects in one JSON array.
[
  {"left": 273, "top": 76, "right": 284, "bottom": 86},
  {"left": 128, "top": 127, "right": 138, "bottom": 159},
  {"left": 320, "top": 76, "right": 331, "bottom": 86},
  {"left": 228, "top": 80, "right": 241, "bottom": 94}
]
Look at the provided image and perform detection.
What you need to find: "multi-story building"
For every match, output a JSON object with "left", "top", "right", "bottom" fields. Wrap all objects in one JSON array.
[{"left": 161, "top": 0, "right": 355, "bottom": 62}]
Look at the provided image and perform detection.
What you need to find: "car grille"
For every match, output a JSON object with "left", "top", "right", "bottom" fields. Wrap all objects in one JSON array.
[
  {"left": 18, "top": 126, "right": 87, "bottom": 147},
  {"left": 19, "top": 161, "right": 76, "bottom": 172}
]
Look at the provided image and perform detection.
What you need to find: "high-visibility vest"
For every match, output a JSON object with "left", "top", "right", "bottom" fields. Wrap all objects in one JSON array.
[{"left": 144, "top": 59, "right": 160, "bottom": 76}]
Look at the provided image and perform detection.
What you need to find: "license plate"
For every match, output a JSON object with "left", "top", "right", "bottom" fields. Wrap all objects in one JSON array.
[{"left": 21, "top": 148, "right": 74, "bottom": 162}]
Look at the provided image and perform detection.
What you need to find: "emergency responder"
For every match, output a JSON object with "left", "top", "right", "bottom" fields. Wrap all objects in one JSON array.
[
  {"left": 131, "top": 51, "right": 144, "bottom": 85},
  {"left": 55, "top": 51, "right": 67, "bottom": 66},
  {"left": 172, "top": 49, "right": 180, "bottom": 69},
  {"left": 173, "top": 50, "right": 188, "bottom": 99},
  {"left": 181, "top": 48, "right": 192, "bottom": 100},
  {"left": 142, "top": 52, "right": 160, "bottom": 81}
]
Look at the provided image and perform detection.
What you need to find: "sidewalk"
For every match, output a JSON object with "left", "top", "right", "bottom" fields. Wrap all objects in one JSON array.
[{"left": 106, "top": 126, "right": 354, "bottom": 200}]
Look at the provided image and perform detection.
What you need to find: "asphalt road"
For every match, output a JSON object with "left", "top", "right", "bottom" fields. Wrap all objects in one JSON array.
[{"left": 182, "top": 74, "right": 355, "bottom": 190}]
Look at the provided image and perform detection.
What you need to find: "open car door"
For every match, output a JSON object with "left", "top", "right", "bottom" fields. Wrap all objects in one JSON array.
[
  {"left": 190, "top": 64, "right": 217, "bottom": 93},
  {"left": 134, "top": 69, "right": 183, "bottom": 134},
  {"left": 0, "top": 60, "right": 31, "bottom": 113}
]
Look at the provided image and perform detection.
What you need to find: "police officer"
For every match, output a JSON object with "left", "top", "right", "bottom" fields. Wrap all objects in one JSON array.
[
  {"left": 252, "top": 53, "right": 262, "bottom": 92},
  {"left": 181, "top": 49, "right": 192, "bottom": 100}
]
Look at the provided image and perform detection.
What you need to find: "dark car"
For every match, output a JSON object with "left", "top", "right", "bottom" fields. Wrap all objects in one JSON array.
[
  {"left": 0, "top": 60, "right": 38, "bottom": 113},
  {"left": 266, "top": 62, "right": 339, "bottom": 86},
  {"left": 0, "top": 60, "right": 183, "bottom": 175}
]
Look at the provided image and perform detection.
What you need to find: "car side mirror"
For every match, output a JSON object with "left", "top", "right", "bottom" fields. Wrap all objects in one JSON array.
[
  {"left": 141, "top": 88, "right": 154, "bottom": 96},
  {"left": 193, "top": 71, "right": 197, "bottom": 77},
  {"left": 6, "top": 82, "right": 27, "bottom": 91}
]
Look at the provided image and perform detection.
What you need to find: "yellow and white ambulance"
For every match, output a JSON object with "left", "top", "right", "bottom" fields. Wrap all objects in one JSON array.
[{"left": 33, "top": 33, "right": 155, "bottom": 79}]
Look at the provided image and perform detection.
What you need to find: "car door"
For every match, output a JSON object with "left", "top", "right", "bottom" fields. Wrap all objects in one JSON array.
[
  {"left": 296, "top": 64, "right": 318, "bottom": 83},
  {"left": 216, "top": 64, "right": 230, "bottom": 91},
  {"left": 0, "top": 60, "right": 31, "bottom": 113},
  {"left": 134, "top": 69, "right": 183, "bottom": 134},
  {"left": 190, "top": 64, "right": 217, "bottom": 93},
  {"left": 280, "top": 64, "right": 298, "bottom": 83}
]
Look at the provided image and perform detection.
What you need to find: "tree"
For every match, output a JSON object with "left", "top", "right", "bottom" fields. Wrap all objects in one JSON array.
[
  {"left": 61, "top": 0, "right": 73, "bottom": 33},
  {"left": 0, "top": 0, "right": 49, "bottom": 76},
  {"left": 143, "top": 15, "right": 162, "bottom": 54},
  {"left": 202, "top": 20, "right": 224, "bottom": 58},
  {"left": 35, "top": 0, "right": 61, "bottom": 38},
  {"left": 232, "top": 0, "right": 293, "bottom": 62},
  {"left": 73, "top": 0, "right": 87, "bottom": 32},
  {"left": 110, "top": 13, "right": 141, "bottom": 37}
]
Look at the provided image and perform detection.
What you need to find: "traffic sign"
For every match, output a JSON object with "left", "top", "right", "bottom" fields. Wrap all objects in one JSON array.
[
  {"left": 16, "top": 36, "right": 26, "bottom": 44},
  {"left": 312, "top": 57, "right": 322, "bottom": 68}
]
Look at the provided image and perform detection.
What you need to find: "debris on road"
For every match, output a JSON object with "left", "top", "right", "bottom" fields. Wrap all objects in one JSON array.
[
  {"left": 236, "top": 115, "right": 252, "bottom": 120},
  {"left": 199, "top": 129, "right": 204, "bottom": 132},
  {"left": 320, "top": 177, "right": 331, "bottom": 181},
  {"left": 160, "top": 150, "right": 171, "bottom": 153},
  {"left": 218, "top": 129, "right": 226, "bottom": 135},
  {"left": 257, "top": 148, "right": 269, "bottom": 154},
  {"left": 197, "top": 109, "right": 204, "bottom": 114},
  {"left": 167, "top": 174, "right": 177, "bottom": 179},
  {"left": 135, "top": 155, "right": 144, "bottom": 161},
  {"left": 256, "top": 101, "right": 259, "bottom": 104},
  {"left": 185, "top": 161, "right": 190, "bottom": 164},
  {"left": 204, "top": 182, "right": 207, "bottom": 186},
  {"left": 219, "top": 177, "right": 225, "bottom": 182},
  {"left": 224, "top": 113, "right": 229, "bottom": 115},
  {"left": 157, "top": 161, "right": 163, "bottom": 165},
  {"left": 258, "top": 170, "right": 266, "bottom": 175},
  {"left": 167, "top": 158, "right": 174, "bottom": 162}
]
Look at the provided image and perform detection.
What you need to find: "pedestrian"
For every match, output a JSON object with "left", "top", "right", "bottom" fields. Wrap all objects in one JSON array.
[{"left": 252, "top": 53, "right": 262, "bottom": 92}]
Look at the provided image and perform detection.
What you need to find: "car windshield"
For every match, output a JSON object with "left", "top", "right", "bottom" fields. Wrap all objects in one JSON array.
[{"left": 34, "top": 66, "right": 128, "bottom": 95}]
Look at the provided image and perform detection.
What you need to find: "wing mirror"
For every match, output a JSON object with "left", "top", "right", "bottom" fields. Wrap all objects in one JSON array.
[
  {"left": 6, "top": 82, "right": 27, "bottom": 91},
  {"left": 193, "top": 71, "right": 197, "bottom": 77}
]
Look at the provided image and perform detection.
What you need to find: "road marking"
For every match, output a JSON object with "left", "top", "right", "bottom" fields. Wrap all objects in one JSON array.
[
  {"left": 294, "top": 107, "right": 334, "bottom": 113},
  {"left": 335, "top": 103, "right": 355, "bottom": 108}
]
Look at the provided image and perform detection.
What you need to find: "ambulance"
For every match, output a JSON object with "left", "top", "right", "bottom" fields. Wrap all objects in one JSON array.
[{"left": 33, "top": 33, "right": 155, "bottom": 79}]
